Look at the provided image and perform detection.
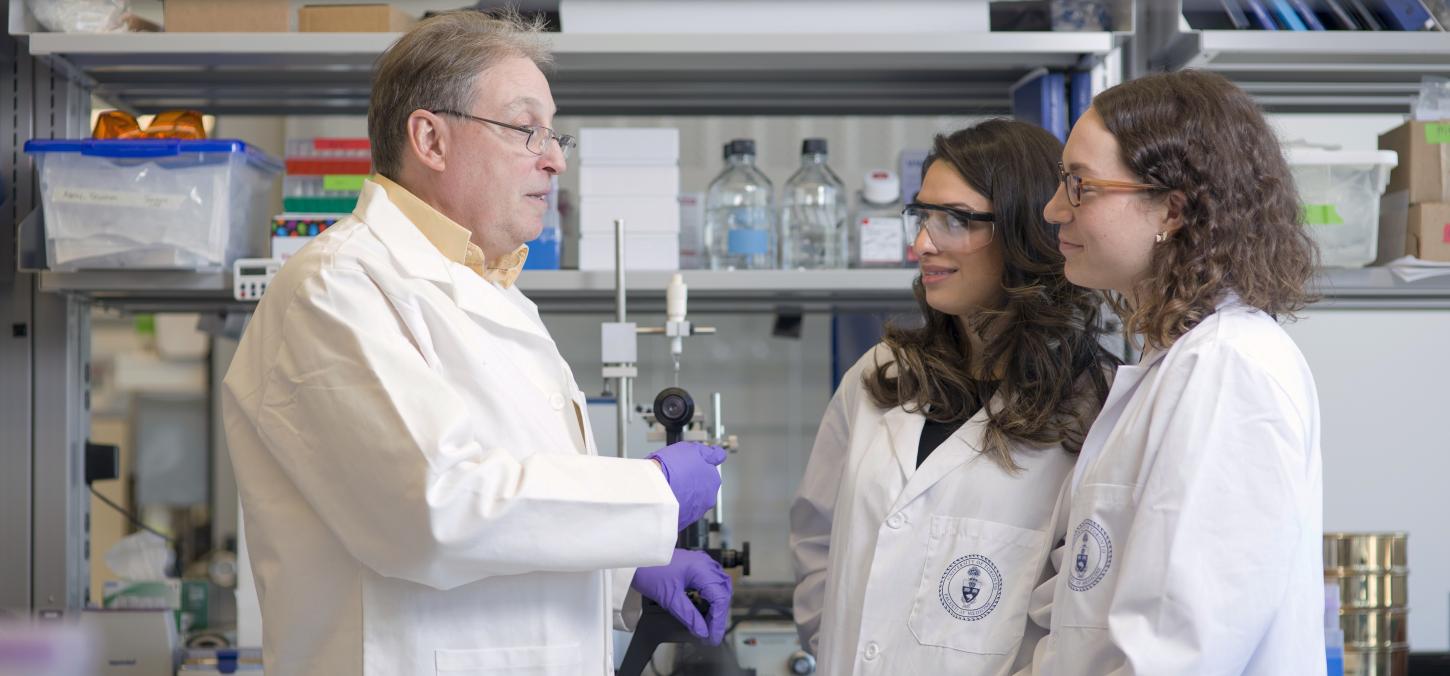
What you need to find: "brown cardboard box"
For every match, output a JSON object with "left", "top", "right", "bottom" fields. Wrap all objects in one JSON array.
[
  {"left": 165, "top": 0, "right": 289, "bottom": 32},
  {"left": 1407, "top": 202, "right": 1450, "bottom": 262},
  {"left": 299, "top": 5, "right": 416, "bottom": 32},
  {"left": 1379, "top": 119, "right": 1450, "bottom": 203}
]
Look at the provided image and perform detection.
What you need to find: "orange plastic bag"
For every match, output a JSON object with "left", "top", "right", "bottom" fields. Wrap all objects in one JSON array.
[{"left": 92, "top": 110, "right": 206, "bottom": 140}]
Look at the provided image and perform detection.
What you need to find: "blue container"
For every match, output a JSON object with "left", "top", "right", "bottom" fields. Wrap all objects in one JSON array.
[
  {"left": 524, "top": 227, "right": 561, "bottom": 270},
  {"left": 24, "top": 138, "right": 281, "bottom": 171}
]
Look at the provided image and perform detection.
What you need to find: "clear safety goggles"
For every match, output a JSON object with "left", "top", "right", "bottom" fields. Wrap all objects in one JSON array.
[{"left": 902, "top": 202, "right": 995, "bottom": 252}]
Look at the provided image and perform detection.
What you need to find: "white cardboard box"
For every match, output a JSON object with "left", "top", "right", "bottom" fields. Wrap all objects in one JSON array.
[
  {"left": 580, "top": 165, "right": 680, "bottom": 197},
  {"left": 579, "top": 234, "right": 680, "bottom": 271},
  {"left": 579, "top": 128, "right": 680, "bottom": 164},
  {"left": 580, "top": 196, "right": 682, "bottom": 234},
  {"left": 561, "top": 0, "right": 988, "bottom": 33}
]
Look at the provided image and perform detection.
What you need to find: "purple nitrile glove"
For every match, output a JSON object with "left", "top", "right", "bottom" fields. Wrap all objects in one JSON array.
[
  {"left": 631, "top": 548, "right": 734, "bottom": 646},
  {"left": 648, "top": 441, "right": 727, "bottom": 531}
]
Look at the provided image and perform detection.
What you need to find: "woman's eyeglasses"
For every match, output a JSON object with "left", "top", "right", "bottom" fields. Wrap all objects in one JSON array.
[{"left": 1057, "top": 161, "right": 1164, "bottom": 207}]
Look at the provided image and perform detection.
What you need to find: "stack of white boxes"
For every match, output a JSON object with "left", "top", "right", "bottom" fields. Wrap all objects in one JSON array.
[{"left": 577, "top": 128, "right": 681, "bottom": 271}]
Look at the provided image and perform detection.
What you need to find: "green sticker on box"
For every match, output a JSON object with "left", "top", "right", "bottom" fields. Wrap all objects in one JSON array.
[
  {"left": 1303, "top": 204, "right": 1343, "bottom": 226},
  {"left": 322, "top": 174, "right": 367, "bottom": 192},
  {"left": 1425, "top": 123, "right": 1450, "bottom": 145}
]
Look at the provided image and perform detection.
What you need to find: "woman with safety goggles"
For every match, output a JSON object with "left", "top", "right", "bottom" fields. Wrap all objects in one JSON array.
[{"left": 791, "top": 118, "right": 1118, "bottom": 675}]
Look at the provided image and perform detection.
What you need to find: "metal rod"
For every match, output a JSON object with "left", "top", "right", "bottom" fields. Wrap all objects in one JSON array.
[
  {"left": 711, "top": 391, "right": 725, "bottom": 527},
  {"left": 614, "top": 219, "right": 626, "bottom": 325},
  {"left": 614, "top": 219, "right": 629, "bottom": 459}
]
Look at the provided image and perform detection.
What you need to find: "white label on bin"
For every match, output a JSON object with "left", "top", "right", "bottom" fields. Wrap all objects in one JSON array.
[
  {"left": 860, "top": 216, "right": 905, "bottom": 264},
  {"left": 52, "top": 187, "right": 187, "bottom": 211}
]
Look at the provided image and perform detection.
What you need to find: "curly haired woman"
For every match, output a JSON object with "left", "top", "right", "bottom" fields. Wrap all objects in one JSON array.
[{"left": 1030, "top": 70, "right": 1324, "bottom": 675}]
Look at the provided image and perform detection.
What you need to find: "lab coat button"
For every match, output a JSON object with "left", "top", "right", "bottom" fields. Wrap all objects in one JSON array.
[
  {"left": 864, "top": 642, "right": 880, "bottom": 660},
  {"left": 549, "top": 393, "right": 565, "bottom": 410},
  {"left": 886, "top": 514, "right": 904, "bottom": 529}
]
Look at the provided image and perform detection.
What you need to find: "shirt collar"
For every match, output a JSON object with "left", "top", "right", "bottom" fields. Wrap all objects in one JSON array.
[{"left": 372, "top": 173, "right": 528, "bottom": 288}]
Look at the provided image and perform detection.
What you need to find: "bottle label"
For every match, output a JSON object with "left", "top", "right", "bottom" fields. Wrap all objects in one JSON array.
[
  {"left": 728, "top": 229, "right": 770, "bottom": 256},
  {"left": 859, "top": 216, "right": 905, "bottom": 264}
]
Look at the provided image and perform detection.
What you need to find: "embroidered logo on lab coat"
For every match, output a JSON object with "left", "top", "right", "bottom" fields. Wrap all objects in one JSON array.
[
  {"left": 939, "top": 555, "right": 1002, "bottom": 621},
  {"left": 1068, "top": 519, "right": 1113, "bottom": 592}
]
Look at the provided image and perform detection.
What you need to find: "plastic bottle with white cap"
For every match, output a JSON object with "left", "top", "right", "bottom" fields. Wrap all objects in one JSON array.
[{"left": 850, "top": 169, "right": 907, "bottom": 268}]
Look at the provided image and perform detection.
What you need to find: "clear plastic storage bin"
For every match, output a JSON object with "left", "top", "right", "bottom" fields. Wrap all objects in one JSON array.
[
  {"left": 1287, "top": 148, "right": 1398, "bottom": 268},
  {"left": 24, "top": 139, "right": 281, "bottom": 271}
]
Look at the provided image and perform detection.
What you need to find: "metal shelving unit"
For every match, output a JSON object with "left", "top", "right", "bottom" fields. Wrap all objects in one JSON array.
[
  {"left": 1312, "top": 268, "right": 1450, "bottom": 309},
  {"left": 37, "top": 268, "right": 1450, "bottom": 314},
  {"left": 38, "top": 269, "right": 924, "bottom": 313},
  {"left": 26, "top": 30, "right": 1121, "bottom": 115},
  {"left": 15, "top": 24, "right": 1129, "bottom": 310},
  {"left": 1146, "top": 2, "right": 1450, "bottom": 113}
]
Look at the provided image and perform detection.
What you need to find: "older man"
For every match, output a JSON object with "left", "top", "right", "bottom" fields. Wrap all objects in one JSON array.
[{"left": 223, "top": 11, "right": 731, "bottom": 675}]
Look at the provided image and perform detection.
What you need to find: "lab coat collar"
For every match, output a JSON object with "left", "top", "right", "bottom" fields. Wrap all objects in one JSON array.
[
  {"left": 1133, "top": 291, "right": 1245, "bottom": 366},
  {"left": 357, "top": 180, "right": 549, "bottom": 342},
  {"left": 372, "top": 173, "right": 478, "bottom": 268},
  {"left": 884, "top": 394, "right": 1001, "bottom": 514},
  {"left": 371, "top": 174, "right": 530, "bottom": 287},
  {"left": 356, "top": 179, "right": 453, "bottom": 285}
]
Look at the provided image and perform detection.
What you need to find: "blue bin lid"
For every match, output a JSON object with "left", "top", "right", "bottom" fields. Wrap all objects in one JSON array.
[{"left": 23, "top": 138, "right": 283, "bottom": 174}]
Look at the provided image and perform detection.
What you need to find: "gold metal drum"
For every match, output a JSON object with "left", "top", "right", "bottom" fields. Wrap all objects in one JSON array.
[
  {"left": 1325, "top": 533, "right": 1407, "bottom": 574},
  {"left": 1326, "top": 533, "right": 1410, "bottom": 676},
  {"left": 1333, "top": 572, "right": 1409, "bottom": 610},
  {"left": 1343, "top": 647, "right": 1409, "bottom": 676},
  {"left": 1340, "top": 608, "right": 1409, "bottom": 649}
]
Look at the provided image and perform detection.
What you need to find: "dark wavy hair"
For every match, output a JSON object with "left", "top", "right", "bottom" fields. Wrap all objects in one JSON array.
[
  {"left": 1092, "top": 70, "right": 1318, "bottom": 349},
  {"left": 864, "top": 119, "right": 1118, "bottom": 470}
]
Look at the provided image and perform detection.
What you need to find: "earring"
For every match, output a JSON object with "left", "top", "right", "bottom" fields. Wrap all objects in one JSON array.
[{"left": 1154, "top": 232, "right": 1167, "bottom": 243}]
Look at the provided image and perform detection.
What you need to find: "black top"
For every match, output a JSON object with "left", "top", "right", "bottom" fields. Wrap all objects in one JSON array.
[{"left": 918, "top": 415, "right": 971, "bottom": 468}]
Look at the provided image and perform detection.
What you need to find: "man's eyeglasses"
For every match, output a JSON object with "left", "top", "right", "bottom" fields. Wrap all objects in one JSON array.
[
  {"left": 431, "top": 109, "right": 576, "bottom": 160},
  {"left": 902, "top": 202, "right": 995, "bottom": 252},
  {"left": 1057, "top": 161, "right": 1163, "bottom": 207}
]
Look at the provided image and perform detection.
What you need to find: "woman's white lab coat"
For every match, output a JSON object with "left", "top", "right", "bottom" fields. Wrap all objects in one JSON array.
[
  {"left": 1027, "top": 299, "right": 1325, "bottom": 675},
  {"left": 222, "top": 181, "right": 678, "bottom": 676},
  {"left": 791, "top": 345, "right": 1076, "bottom": 676}
]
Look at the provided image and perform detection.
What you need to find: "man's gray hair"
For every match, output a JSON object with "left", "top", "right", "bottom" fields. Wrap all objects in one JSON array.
[{"left": 368, "top": 9, "right": 552, "bottom": 178}]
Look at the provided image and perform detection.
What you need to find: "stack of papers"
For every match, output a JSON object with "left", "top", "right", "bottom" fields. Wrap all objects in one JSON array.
[{"left": 1385, "top": 256, "right": 1450, "bottom": 283}]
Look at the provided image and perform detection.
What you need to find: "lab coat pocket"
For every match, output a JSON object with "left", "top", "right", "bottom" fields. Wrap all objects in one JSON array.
[
  {"left": 1058, "top": 483, "right": 1136, "bottom": 629},
  {"left": 434, "top": 643, "right": 582, "bottom": 674},
  {"left": 907, "top": 516, "right": 1048, "bottom": 655}
]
